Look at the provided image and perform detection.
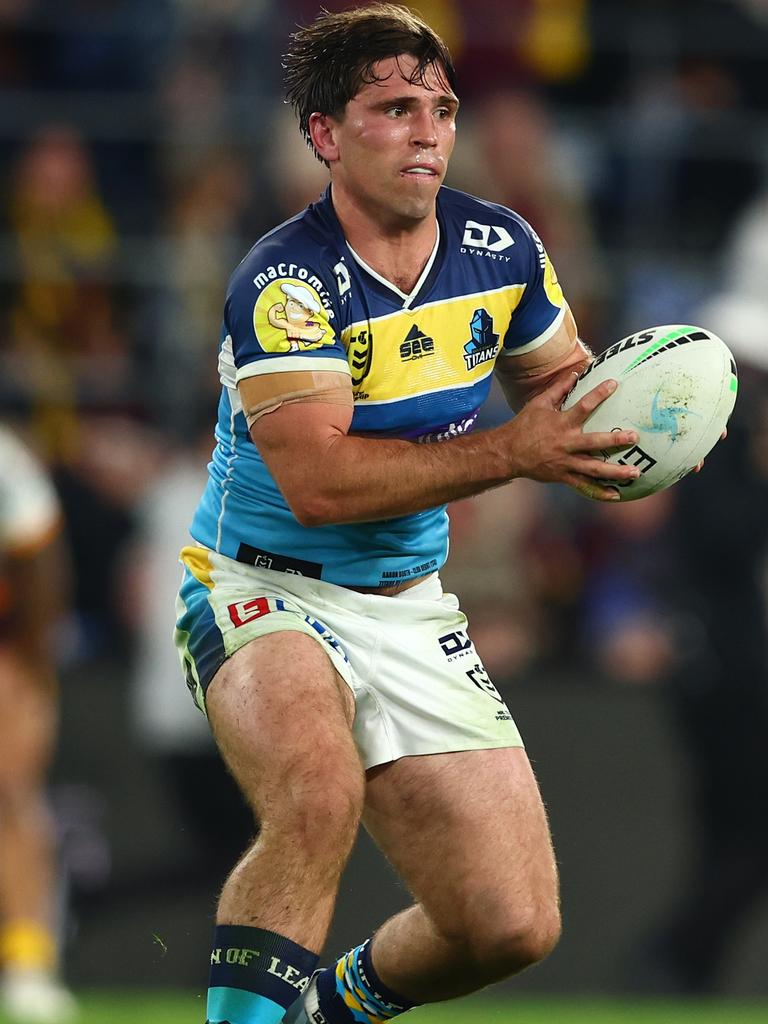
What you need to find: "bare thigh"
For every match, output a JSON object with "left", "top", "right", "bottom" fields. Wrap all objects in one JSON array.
[
  {"left": 364, "top": 746, "right": 560, "bottom": 948},
  {"left": 206, "top": 629, "right": 361, "bottom": 823}
]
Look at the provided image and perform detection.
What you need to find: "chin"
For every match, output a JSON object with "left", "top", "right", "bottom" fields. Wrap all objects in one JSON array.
[{"left": 391, "top": 193, "right": 437, "bottom": 224}]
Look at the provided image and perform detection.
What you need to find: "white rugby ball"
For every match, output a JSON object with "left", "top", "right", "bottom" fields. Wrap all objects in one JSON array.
[{"left": 561, "top": 324, "right": 738, "bottom": 500}]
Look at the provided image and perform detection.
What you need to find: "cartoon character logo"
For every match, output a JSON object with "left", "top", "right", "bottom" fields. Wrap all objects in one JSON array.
[{"left": 266, "top": 282, "right": 327, "bottom": 351}]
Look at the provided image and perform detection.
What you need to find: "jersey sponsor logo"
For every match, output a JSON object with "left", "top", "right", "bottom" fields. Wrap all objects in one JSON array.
[
  {"left": 253, "top": 279, "right": 335, "bottom": 354},
  {"left": 236, "top": 542, "right": 322, "bottom": 578},
  {"left": 399, "top": 324, "right": 434, "bottom": 361},
  {"left": 253, "top": 263, "right": 335, "bottom": 319},
  {"left": 466, "top": 662, "right": 505, "bottom": 703},
  {"left": 463, "top": 308, "right": 499, "bottom": 370},
  {"left": 227, "top": 595, "right": 286, "bottom": 627},
  {"left": 543, "top": 254, "right": 564, "bottom": 307},
  {"left": 347, "top": 328, "right": 373, "bottom": 386},
  {"left": 529, "top": 225, "right": 547, "bottom": 269},
  {"left": 415, "top": 410, "right": 479, "bottom": 444},
  {"left": 439, "top": 630, "right": 474, "bottom": 661},
  {"left": 461, "top": 220, "right": 515, "bottom": 256},
  {"left": 304, "top": 614, "right": 349, "bottom": 663},
  {"left": 333, "top": 259, "right": 351, "bottom": 299}
]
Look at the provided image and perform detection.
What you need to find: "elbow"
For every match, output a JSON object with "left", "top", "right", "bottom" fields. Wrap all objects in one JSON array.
[{"left": 286, "top": 490, "right": 340, "bottom": 528}]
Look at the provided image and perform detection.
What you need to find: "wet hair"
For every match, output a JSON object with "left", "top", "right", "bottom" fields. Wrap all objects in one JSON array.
[{"left": 283, "top": 3, "right": 457, "bottom": 161}]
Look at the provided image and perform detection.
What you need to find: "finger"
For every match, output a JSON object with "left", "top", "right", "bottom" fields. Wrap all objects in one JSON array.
[
  {"left": 569, "top": 457, "right": 641, "bottom": 483},
  {"left": 566, "top": 474, "right": 621, "bottom": 502},
  {"left": 721, "top": 428, "right": 728, "bottom": 441},
  {"left": 567, "top": 428, "right": 638, "bottom": 454},
  {"left": 563, "top": 378, "right": 618, "bottom": 424}
]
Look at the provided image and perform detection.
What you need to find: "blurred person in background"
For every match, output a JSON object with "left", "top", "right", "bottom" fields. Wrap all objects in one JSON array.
[
  {"left": 128, "top": 422, "right": 253, "bottom": 890},
  {"left": 0, "top": 421, "right": 76, "bottom": 1023},
  {"left": 551, "top": 187, "right": 768, "bottom": 991},
  {"left": 4, "top": 127, "right": 123, "bottom": 461},
  {"left": 628, "top": 192, "right": 768, "bottom": 994}
]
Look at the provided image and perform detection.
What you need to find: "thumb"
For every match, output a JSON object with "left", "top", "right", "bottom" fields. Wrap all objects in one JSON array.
[{"left": 540, "top": 370, "right": 580, "bottom": 410}]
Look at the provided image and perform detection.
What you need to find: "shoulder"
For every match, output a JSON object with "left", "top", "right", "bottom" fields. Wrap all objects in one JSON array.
[
  {"left": 438, "top": 186, "right": 545, "bottom": 252},
  {"left": 227, "top": 192, "right": 346, "bottom": 316}
]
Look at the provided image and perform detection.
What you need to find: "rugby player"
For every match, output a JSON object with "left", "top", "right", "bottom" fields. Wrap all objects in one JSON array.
[
  {"left": 0, "top": 424, "right": 75, "bottom": 1023},
  {"left": 174, "top": 6, "right": 643, "bottom": 1023}
]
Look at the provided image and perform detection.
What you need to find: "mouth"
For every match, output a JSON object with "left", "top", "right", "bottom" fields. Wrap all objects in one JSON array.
[
  {"left": 400, "top": 164, "right": 440, "bottom": 179},
  {"left": 403, "top": 168, "right": 438, "bottom": 185}
]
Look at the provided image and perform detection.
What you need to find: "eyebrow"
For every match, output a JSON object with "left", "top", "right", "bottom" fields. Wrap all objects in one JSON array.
[{"left": 371, "top": 94, "right": 459, "bottom": 111}]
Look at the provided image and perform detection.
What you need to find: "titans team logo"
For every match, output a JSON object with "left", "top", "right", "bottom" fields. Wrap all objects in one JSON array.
[{"left": 463, "top": 309, "right": 499, "bottom": 370}]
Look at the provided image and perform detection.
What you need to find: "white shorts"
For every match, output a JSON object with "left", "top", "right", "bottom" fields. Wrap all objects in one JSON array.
[{"left": 175, "top": 546, "right": 523, "bottom": 770}]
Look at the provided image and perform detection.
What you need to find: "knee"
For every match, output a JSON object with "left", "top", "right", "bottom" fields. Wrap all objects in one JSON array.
[
  {"left": 450, "top": 901, "right": 562, "bottom": 983},
  {"left": 478, "top": 903, "right": 562, "bottom": 977},
  {"left": 259, "top": 758, "right": 365, "bottom": 865}
]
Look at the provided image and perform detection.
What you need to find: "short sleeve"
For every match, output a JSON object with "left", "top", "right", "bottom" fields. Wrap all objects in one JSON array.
[
  {"left": 225, "top": 263, "right": 351, "bottom": 384},
  {"left": 501, "top": 220, "right": 567, "bottom": 356}
]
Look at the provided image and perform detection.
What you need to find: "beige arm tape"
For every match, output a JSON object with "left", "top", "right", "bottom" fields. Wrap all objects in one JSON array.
[
  {"left": 506, "top": 304, "right": 585, "bottom": 381},
  {"left": 239, "top": 370, "right": 353, "bottom": 428}
]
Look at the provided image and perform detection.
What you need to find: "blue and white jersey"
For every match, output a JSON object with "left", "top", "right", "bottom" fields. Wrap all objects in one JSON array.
[{"left": 190, "top": 186, "right": 567, "bottom": 588}]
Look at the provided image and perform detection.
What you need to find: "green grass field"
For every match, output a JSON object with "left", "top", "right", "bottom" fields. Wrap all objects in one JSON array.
[{"left": 3, "top": 992, "right": 765, "bottom": 1024}]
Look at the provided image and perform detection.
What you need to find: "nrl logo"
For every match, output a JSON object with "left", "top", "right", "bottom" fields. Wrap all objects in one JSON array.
[{"left": 347, "top": 329, "right": 373, "bottom": 386}]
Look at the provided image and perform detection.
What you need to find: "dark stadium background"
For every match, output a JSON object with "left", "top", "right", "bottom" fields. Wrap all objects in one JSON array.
[{"left": 2, "top": 0, "right": 767, "bottom": 1015}]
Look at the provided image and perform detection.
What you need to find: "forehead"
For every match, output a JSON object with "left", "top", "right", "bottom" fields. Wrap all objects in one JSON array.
[{"left": 351, "top": 55, "right": 456, "bottom": 104}]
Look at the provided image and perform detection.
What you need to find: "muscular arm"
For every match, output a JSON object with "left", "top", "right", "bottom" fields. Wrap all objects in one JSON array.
[
  {"left": 495, "top": 304, "right": 590, "bottom": 411},
  {"left": 249, "top": 369, "right": 641, "bottom": 525}
]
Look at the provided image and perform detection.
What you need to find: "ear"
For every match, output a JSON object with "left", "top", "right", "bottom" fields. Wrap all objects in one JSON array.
[{"left": 308, "top": 112, "right": 340, "bottom": 164}]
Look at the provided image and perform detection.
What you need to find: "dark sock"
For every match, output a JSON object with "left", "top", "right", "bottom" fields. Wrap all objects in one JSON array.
[
  {"left": 315, "top": 939, "right": 418, "bottom": 1024},
  {"left": 206, "top": 925, "right": 318, "bottom": 1024}
]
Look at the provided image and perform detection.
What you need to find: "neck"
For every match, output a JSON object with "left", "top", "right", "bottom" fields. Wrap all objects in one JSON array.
[{"left": 330, "top": 184, "right": 438, "bottom": 295}]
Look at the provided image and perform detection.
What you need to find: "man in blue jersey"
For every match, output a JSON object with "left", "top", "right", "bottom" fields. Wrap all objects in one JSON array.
[{"left": 175, "top": 5, "right": 643, "bottom": 1023}]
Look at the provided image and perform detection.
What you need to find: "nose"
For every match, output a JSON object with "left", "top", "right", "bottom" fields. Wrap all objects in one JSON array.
[{"left": 410, "top": 108, "right": 438, "bottom": 148}]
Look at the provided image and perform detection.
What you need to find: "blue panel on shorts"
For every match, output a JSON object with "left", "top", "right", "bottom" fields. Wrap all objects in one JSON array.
[{"left": 176, "top": 569, "right": 227, "bottom": 693}]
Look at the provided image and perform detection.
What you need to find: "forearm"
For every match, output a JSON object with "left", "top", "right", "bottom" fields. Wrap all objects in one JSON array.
[
  {"left": 300, "top": 427, "right": 514, "bottom": 525},
  {"left": 254, "top": 374, "right": 643, "bottom": 521}
]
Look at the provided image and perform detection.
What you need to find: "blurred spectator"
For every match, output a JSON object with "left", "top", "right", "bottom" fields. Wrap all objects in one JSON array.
[
  {"left": 54, "top": 415, "right": 162, "bottom": 664},
  {"left": 0, "top": 422, "right": 76, "bottom": 1023},
  {"left": 564, "top": 193, "right": 768, "bottom": 990},
  {"left": 126, "top": 427, "right": 253, "bottom": 887},
  {"left": 148, "top": 150, "right": 251, "bottom": 434},
  {"left": 624, "top": 197, "right": 768, "bottom": 993},
  {"left": 452, "top": 88, "right": 605, "bottom": 340},
  {"left": 4, "top": 127, "right": 130, "bottom": 458}
]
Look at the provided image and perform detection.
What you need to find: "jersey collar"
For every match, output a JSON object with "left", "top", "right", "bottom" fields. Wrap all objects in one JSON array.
[{"left": 321, "top": 185, "right": 447, "bottom": 311}]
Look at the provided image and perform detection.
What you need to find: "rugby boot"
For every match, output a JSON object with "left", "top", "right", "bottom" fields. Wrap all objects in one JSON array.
[{"left": 283, "top": 970, "right": 325, "bottom": 1024}]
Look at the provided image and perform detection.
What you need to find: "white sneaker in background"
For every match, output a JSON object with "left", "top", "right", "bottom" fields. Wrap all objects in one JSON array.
[{"left": 0, "top": 970, "right": 78, "bottom": 1024}]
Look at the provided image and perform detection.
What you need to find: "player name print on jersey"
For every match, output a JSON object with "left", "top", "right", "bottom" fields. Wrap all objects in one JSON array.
[{"left": 253, "top": 278, "right": 335, "bottom": 354}]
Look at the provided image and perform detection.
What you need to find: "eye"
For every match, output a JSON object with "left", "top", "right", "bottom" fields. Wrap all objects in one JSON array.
[{"left": 386, "top": 105, "right": 406, "bottom": 118}]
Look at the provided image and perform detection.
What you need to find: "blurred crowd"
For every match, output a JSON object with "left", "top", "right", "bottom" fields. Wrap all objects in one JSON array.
[{"left": 1, "top": 0, "right": 768, "bottom": 1001}]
